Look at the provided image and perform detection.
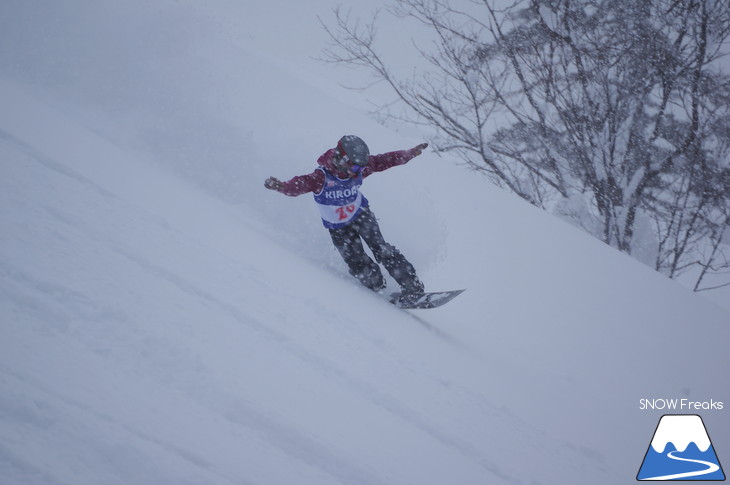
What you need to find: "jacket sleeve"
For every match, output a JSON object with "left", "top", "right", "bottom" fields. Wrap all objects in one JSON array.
[
  {"left": 363, "top": 148, "right": 419, "bottom": 177},
  {"left": 278, "top": 169, "right": 325, "bottom": 196}
]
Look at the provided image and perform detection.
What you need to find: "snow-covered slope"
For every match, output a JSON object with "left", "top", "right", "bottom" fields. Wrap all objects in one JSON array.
[{"left": 1, "top": 2, "right": 728, "bottom": 484}]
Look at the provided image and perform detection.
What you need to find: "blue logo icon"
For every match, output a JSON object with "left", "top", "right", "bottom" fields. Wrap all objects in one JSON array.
[{"left": 637, "top": 415, "right": 725, "bottom": 481}]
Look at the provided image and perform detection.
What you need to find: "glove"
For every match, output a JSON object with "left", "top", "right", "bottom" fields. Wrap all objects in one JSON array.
[
  {"left": 264, "top": 177, "right": 283, "bottom": 191},
  {"left": 412, "top": 143, "right": 429, "bottom": 156}
]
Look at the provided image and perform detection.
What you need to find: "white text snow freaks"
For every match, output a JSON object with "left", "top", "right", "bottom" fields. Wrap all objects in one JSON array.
[{"left": 639, "top": 399, "right": 724, "bottom": 411}]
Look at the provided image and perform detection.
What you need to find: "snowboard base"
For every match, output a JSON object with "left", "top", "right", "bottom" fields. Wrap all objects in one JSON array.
[{"left": 389, "top": 289, "right": 465, "bottom": 309}]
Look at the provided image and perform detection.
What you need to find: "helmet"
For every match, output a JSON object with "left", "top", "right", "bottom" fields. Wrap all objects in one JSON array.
[{"left": 337, "top": 135, "right": 370, "bottom": 167}]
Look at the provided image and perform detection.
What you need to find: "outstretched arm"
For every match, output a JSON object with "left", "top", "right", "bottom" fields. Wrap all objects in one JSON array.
[
  {"left": 365, "top": 143, "right": 428, "bottom": 176},
  {"left": 264, "top": 170, "right": 326, "bottom": 196}
]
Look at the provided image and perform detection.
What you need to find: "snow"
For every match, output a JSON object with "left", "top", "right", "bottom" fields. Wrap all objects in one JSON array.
[
  {"left": 1, "top": 1, "right": 729, "bottom": 484},
  {"left": 650, "top": 416, "right": 711, "bottom": 453}
]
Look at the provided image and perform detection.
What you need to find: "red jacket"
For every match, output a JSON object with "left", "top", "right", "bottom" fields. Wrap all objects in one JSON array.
[{"left": 278, "top": 147, "right": 420, "bottom": 196}]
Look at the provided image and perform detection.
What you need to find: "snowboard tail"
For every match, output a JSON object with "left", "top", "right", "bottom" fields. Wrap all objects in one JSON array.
[{"left": 389, "top": 289, "right": 465, "bottom": 309}]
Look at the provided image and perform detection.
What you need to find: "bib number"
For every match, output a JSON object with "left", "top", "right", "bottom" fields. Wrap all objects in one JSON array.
[{"left": 335, "top": 204, "right": 356, "bottom": 221}]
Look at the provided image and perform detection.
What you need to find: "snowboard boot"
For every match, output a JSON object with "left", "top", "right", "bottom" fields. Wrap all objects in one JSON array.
[{"left": 397, "top": 277, "right": 425, "bottom": 306}]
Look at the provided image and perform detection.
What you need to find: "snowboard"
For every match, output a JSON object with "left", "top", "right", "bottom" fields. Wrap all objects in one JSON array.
[{"left": 388, "top": 289, "right": 465, "bottom": 309}]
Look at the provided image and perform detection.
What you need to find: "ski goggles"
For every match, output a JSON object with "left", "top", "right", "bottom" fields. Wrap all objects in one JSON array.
[
  {"left": 349, "top": 163, "right": 365, "bottom": 174},
  {"left": 335, "top": 153, "right": 365, "bottom": 174}
]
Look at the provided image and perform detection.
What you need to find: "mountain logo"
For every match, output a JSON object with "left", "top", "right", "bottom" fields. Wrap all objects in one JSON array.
[{"left": 637, "top": 414, "right": 725, "bottom": 481}]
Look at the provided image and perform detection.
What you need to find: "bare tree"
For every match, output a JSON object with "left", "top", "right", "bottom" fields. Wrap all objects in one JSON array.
[{"left": 320, "top": 0, "right": 730, "bottom": 291}]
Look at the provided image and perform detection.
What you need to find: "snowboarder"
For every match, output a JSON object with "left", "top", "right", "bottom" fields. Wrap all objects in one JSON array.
[{"left": 265, "top": 135, "right": 428, "bottom": 304}]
